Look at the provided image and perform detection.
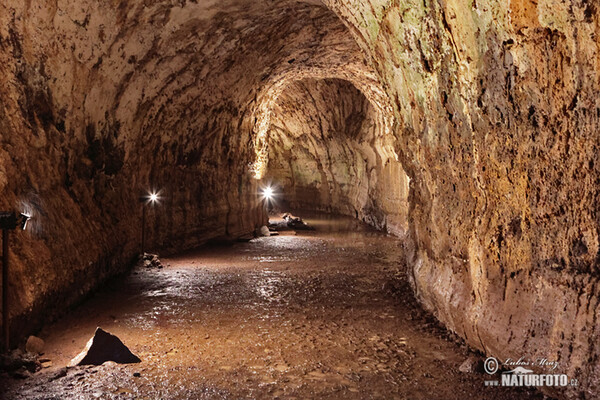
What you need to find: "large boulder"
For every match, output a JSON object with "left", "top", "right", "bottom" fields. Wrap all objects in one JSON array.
[{"left": 69, "top": 328, "right": 141, "bottom": 366}]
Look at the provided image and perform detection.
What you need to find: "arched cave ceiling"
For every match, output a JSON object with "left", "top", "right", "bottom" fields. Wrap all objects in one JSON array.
[{"left": 1, "top": 0, "right": 393, "bottom": 180}]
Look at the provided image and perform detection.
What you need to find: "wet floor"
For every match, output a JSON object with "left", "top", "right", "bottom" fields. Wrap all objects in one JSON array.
[{"left": 1, "top": 214, "right": 544, "bottom": 399}]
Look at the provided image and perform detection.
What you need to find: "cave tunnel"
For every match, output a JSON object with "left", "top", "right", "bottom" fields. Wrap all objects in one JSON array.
[{"left": 0, "top": 0, "right": 599, "bottom": 399}]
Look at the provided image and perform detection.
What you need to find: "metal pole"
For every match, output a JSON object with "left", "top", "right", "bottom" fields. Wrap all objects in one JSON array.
[
  {"left": 2, "top": 229, "right": 9, "bottom": 352},
  {"left": 141, "top": 204, "right": 146, "bottom": 256}
]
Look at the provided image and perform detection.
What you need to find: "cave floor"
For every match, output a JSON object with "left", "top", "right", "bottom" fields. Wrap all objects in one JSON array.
[{"left": 1, "top": 214, "right": 544, "bottom": 400}]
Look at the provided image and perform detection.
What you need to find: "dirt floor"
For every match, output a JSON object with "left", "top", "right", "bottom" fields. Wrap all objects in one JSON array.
[{"left": 1, "top": 214, "right": 546, "bottom": 399}]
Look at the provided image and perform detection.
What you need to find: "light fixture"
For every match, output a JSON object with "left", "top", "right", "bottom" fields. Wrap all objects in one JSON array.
[
  {"left": 0, "top": 210, "right": 31, "bottom": 351},
  {"left": 260, "top": 185, "right": 278, "bottom": 217},
  {"left": 0, "top": 211, "right": 31, "bottom": 231},
  {"left": 19, "top": 213, "right": 31, "bottom": 230},
  {"left": 140, "top": 190, "right": 161, "bottom": 256},
  {"left": 262, "top": 186, "right": 273, "bottom": 200}
]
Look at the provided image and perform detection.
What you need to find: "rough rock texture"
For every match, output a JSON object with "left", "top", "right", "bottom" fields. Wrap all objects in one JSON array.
[
  {"left": 322, "top": 1, "right": 600, "bottom": 398},
  {"left": 1, "top": 0, "right": 599, "bottom": 398},
  {"left": 265, "top": 78, "right": 409, "bottom": 236},
  {"left": 0, "top": 0, "right": 363, "bottom": 342}
]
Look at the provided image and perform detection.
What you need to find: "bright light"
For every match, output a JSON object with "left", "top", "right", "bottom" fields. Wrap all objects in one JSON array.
[
  {"left": 262, "top": 186, "right": 273, "bottom": 200},
  {"left": 20, "top": 212, "right": 31, "bottom": 230},
  {"left": 149, "top": 193, "right": 158, "bottom": 203}
]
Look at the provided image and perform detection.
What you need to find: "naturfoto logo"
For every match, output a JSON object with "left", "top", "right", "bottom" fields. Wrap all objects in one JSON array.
[{"left": 483, "top": 356, "right": 578, "bottom": 388}]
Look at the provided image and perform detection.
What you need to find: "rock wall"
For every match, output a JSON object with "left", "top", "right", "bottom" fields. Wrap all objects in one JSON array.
[
  {"left": 0, "top": 0, "right": 366, "bottom": 342},
  {"left": 0, "top": 0, "right": 599, "bottom": 397},
  {"left": 265, "top": 78, "right": 409, "bottom": 236},
  {"left": 324, "top": 0, "right": 600, "bottom": 397}
]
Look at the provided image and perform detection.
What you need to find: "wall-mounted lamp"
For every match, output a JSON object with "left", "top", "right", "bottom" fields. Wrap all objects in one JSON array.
[
  {"left": 19, "top": 213, "right": 31, "bottom": 230},
  {"left": 262, "top": 186, "right": 274, "bottom": 201},
  {"left": 0, "top": 212, "right": 30, "bottom": 231},
  {"left": 140, "top": 191, "right": 160, "bottom": 256},
  {"left": 260, "top": 185, "right": 277, "bottom": 215},
  {"left": 1, "top": 211, "right": 31, "bottom": 352}
]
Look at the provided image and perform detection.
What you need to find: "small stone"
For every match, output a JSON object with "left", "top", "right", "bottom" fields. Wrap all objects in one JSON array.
[
  {"left": 139, "top": 253, "right": 165, "bottom": 269},
  {"left": 459, "top": 356, "right": 484, "bottom": 374},
  {"left": 69, "top": 327, "right": 141, "bottom": 366},
  {"left": 459, "top": 358, "right": 473, "bottom": 373},
  {"left": 41, "top": 360, "right": 53, "bottom": 368},
  {"left": 26, "top": 335, "right": 45, "bottom": 354},
  {"left": 12, "top": 367, "right": 32, "bottom": 379},
  {"left": 260, "top": 225, "right": 271, "bottom": 236}
]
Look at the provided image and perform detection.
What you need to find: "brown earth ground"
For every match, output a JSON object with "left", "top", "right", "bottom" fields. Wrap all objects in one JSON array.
[{"left": 1, "top": 214, "right": 547, "bottom": 399}]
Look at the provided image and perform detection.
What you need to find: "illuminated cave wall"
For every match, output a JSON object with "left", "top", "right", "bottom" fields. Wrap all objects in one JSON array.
[
  {"left": 322, "top": 1, "right": 600, "bottom": 398},
  {"left": 0, "top": 0, "right": 371, "bottom": 339},
  {"left": 264, "top": 78, "right": 409, "bottom": 237},
  {"left": 0, "top": 1, "right": 599, "bottom": 397}
]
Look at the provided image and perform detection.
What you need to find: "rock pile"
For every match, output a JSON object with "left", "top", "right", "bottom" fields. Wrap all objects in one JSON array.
[
  {"left": 282, "top": 213, "right": 315, "bottom": 231},
  {"left": 138, "top": 253, "right": 164, "bottom": 269},
  {"left": 0, "top": 348, "right": 41, "bottom": 379}
]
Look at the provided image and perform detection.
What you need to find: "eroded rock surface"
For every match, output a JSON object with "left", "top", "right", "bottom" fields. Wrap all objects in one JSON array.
[
  {"left": 265, "top": 78, "right": 409, "bottom": 236},
  {"left": 321, "top": 1, "right": 600, "bottom": 398},
  {"left": 0, "top": 0, "right": 365, "bottom": 340},
  {"left": 0, "top": 0, "right": 599, "bottom": 398}
]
